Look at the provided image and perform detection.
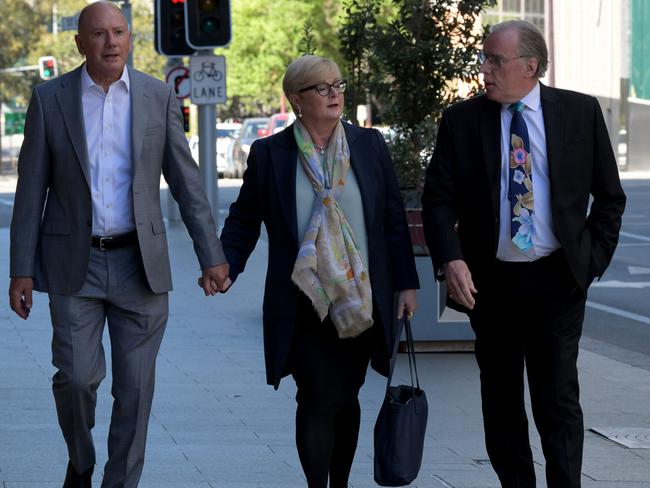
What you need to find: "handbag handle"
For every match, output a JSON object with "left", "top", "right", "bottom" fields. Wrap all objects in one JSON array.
[{"left": 385, "top": 315, "right": 421, "bottom": 393}]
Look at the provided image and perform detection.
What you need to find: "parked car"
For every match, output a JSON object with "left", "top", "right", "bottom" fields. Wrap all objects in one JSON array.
[
  {"left": 231, "top": 117, "right": 269, "bottom": 177},
  {"left": 262, "top": 112, "right": 295, "bottom": 136},
  {"left": 216, "top": 122, "right": 241, "bottom": 178},
  {"left": 188, "top": 122, "right": 241, "bottom": 178}
]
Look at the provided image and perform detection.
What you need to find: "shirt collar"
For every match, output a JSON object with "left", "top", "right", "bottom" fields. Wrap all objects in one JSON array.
[
  {"left": 501, "top": 81, "right": 541, "bottom": 112},
  {"left": 81, "top": 63, "right": 130, "bottom": 94}
]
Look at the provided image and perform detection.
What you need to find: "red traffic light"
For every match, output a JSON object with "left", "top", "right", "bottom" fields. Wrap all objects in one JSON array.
[
  {"left": 155, "top": 0, "right": 195, "bottom": 56},
  {"left": 181, "top": 105, "right": 190, "bottom": 132},
  {"left": 38, "top": 56, "right": 58, "bottom": 80}
]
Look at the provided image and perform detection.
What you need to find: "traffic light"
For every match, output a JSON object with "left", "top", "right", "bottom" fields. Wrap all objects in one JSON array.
[
  {"left": 185, "top": 0, "right": 231, "bottom": 49},
  {"left": 155, "top": 0, "right": 195, "bottom": 56},
  {"left": 38, "top": 56, "right": 58, "bottom": 80},
  {"left": 181, "top": 105, "right": 190, "bottom": 132}
]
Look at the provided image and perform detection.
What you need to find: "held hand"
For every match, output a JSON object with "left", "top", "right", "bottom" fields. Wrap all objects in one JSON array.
[
  {"left": 221, "top": 276, "right": 233, "bottom": 292},
  {"left": 9, "top": 277, "right": 34, "bottom": 320},
  {"left": 397, "top": 289, "right": 417, "bottom": 320},
  {"left": 198, "top": 275, "right": 233, "bottom": 294},
  {"left": 444, "top": 260, "right": 477, "bottom": 310},
  {"left": 198, "top": 262, "right": 230, "bottom": 296}
]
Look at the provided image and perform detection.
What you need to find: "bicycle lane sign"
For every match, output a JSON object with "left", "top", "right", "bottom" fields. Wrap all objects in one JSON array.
[{"left": 190, "top": 55, "right": 226, "bottom": 105}]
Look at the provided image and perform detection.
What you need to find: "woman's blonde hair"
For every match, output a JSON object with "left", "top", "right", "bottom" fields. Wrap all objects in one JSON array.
[{"left": 282, "top": 55, "right": 342, "bottom": 96}]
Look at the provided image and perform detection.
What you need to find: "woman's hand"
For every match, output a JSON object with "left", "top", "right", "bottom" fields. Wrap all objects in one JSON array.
[{"left": 397, "top": 289, "right": 417, "bottom": 320}]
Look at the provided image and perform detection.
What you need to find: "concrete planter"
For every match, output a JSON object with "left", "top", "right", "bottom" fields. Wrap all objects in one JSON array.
[{"left": 404, "top": 209, "right": 475, "bottom": 351}]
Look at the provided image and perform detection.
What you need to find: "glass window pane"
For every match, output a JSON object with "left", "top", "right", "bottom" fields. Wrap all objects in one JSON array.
[
  {"left": 503, "top": 0, "right": 521, "bottom": 12},
  {"left": 483, "top": 13, "right": 501, "bottom": 27},
  {"left": 525, "top": 0, "right": 544, "bottom": 14},
  {"left": 525, "top": 16, "right": 544, "bottom": 31}
]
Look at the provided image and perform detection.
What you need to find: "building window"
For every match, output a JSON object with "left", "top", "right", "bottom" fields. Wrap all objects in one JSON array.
[{"left": 484, "top": 0, "right": 545, "bottom": 31}]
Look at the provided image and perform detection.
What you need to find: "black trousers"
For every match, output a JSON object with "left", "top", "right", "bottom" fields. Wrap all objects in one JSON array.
[
  {"left": 288, "top": 294, "right": 376, "bottom": 488},
  {"left": 469, "top": 251, "right": 586, "bottom": 488}
]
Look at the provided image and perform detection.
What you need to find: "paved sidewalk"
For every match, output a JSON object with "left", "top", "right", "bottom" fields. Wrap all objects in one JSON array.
[{"left": 1, "top": 225, "right": 649, "bottom": 487}]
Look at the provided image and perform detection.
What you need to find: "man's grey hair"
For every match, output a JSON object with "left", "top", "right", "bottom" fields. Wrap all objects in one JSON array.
[{"left": 490, "top": 20, "right": 548, "bottom": 78}]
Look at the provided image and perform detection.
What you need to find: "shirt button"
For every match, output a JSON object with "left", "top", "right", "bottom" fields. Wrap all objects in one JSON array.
[{"left": 104, "top": 151, "right": 109, "bottom": 156}]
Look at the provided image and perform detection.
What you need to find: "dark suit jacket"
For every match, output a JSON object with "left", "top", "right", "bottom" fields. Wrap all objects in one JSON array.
[
  {"left": 422, "top": 84, "right": 626, "bottom": 307},
  {"left": 220, "top": 121, "right": 420, "bottom": 388},
  {"left": 10, "top": 65, "right": 225, "bottom": 295}
]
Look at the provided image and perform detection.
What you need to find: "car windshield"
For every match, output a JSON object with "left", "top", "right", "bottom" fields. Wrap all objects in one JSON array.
[{"left": 242, "top": 121, "right": 267, "bottom": 140}]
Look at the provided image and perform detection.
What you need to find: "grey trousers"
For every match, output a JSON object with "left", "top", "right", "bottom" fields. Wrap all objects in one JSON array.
[{"left": 49, "top": 245, "right": 168, "bottom": 488}]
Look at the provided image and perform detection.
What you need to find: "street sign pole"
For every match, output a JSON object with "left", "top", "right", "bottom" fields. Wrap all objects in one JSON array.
[
  {"left": 191, "top": 52, "right": 226, "bottom": 228},
  {"left": 198, "top": 96, "right": 218, "bottom": 227}
]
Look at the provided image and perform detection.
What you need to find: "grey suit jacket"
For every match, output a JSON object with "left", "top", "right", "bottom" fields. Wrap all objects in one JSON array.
[{"left": 10, "top": 65, "right": 225, "bottom": 294}]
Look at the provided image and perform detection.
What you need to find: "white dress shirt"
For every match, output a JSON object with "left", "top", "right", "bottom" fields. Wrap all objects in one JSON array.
[
  {"left": 81, "top": 64, "right": 134, "bottom": 236},
  {"left": 496, "top": 82, "right": 560, "bottom": 261}
]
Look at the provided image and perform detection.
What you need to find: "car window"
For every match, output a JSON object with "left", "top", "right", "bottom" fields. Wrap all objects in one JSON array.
[
  {"left": 217, "top": 129, "right": 238, "bottom": 138},
  {"left": 243, "top": 122, "right": 266, "bottom": 140}
]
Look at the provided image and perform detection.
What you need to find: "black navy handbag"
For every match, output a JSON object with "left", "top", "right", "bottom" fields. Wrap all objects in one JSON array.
[{"left": 373, "top": 316, "right": 428, "bottom": 486}]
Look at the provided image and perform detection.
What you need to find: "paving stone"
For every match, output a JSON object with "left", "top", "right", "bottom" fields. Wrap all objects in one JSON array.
[{"left": 1, "top": 227, "right": 650, "bottom": 486}]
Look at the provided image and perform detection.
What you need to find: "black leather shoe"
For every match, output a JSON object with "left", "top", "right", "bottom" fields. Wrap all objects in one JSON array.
[{"left": 63, "top": 461, "right": 93, "bottom": 488}]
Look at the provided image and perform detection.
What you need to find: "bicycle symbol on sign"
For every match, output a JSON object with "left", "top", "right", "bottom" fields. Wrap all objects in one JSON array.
[{"left": 193, "top": 62, "right": 223, "bottom": 82}]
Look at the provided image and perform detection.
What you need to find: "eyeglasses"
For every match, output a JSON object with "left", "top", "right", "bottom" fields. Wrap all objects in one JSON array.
[
  {"left": 298, "top": 80, "right": 347, "bottom": 96},
  {"left": 478, "top": 52, "right": 529, "bottom": 69}
]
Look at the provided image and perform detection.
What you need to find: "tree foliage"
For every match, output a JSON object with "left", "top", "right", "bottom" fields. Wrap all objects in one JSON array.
[
  {"left": 339, "top": 0, "right": 491, "bottom": 194},
  {"left": 0, "top": 0, "right": 47, "bottom": 106},
  {"left": 1, "top": 0, "right": 164, "bottom": 106},
  {"left": 215, "top": 0, "right": 342, "bottom": 118}
]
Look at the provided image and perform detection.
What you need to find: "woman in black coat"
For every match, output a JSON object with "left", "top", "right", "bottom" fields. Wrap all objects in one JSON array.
[{"left": 218, "top": 55, "right": 419, "bottom": 488}]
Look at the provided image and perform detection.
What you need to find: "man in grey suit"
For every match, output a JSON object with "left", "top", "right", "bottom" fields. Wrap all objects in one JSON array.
[{"left": 8, "top": 2, "right": 228, "bottom": 487}]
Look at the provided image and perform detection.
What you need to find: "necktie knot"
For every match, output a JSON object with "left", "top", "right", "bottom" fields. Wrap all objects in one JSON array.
[{"left": 509, "top": 101, "right": 526, "bottom": 113}]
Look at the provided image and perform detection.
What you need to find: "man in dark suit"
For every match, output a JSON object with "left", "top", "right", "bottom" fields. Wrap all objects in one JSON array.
[
  {"left": 422, "top": 20, "right": 625, "bottom": 488},
  {"left": 8, "top": 2, "right": 228, "bottom": 487}
]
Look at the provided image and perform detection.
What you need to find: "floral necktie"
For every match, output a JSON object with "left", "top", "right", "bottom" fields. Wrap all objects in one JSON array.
[{"left": 509, "top": 101, "right": 535, "bottom": 253}]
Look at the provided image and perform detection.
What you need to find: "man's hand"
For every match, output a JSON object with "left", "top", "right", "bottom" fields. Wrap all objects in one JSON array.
[
  {"left": 444, "top": 260, "right": 477, "bottom": 310},
  {"left": 397, "top": 289, "right": 417, "bottom": 320},
  {"left": 9, "top": 277, "right": 34, "bottom": 320},
  {"left": 197, "top": 263, "right": 230, "bottom": 296}
]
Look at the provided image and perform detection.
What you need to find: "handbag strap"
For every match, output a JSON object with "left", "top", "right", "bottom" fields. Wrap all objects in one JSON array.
[{"left": 385, "top": 315, "right": 421, "bottom": 393}]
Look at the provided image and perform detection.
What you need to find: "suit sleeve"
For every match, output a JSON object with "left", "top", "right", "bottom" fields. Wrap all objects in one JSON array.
[
  {"left": 10, "top": 88, "right": 51, "bottom": 278},
  {"left": 374, "top": 130, "right": 419, "bottom": 291},
  {"left": 586, "top": 97, "right": 626, "bottom": 279},
  {"left": 421, "top": 109, "right": 464, "bottom": 278},
  {"left": 219, "top": 141, "right": 264, "bottom": 283},
  {"left": 161, "top": 88, "right": 226, "bottom": 269}
]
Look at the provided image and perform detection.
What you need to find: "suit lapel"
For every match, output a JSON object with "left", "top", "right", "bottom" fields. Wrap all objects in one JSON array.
[
  {"left": 345, "top": 123, "right": 376, "bottom": 228},
  {"left": 271, "top": 125, "right": 299, "bottom": 244},
  {"left": 128, "top": 67, "right": 150, "bottom": 167},
  {"left": 480, "top": 98, "right": 502, "bottom": 213},
  {"left": 55, "top": 66, "right": 91, "bottom": 187},
  {"left": 540, "top": 84, "right": 562, "bottom": 195}
]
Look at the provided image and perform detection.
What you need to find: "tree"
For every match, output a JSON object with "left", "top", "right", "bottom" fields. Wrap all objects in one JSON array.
[
  {"left": 215, "top": 0, "right": 343, "bottom": 118},
  {"left": 339, "top": 0, "right": 491, "bottom": 199},
  {"left": 0, "top": 0, "right": 46, "bottom": 106}
]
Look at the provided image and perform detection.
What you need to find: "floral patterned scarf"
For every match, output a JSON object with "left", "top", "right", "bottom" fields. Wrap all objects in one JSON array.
[{"left": 291, "top": 120, "right": 373, "bottom": 338}]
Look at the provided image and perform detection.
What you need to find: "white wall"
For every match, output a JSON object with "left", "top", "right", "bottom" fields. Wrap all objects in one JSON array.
[{"left": 553, "top": 0, "right": 622, "bottom": 100}]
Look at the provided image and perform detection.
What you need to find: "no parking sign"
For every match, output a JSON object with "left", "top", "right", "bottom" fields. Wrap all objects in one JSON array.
[{"left": 165, "top": 65, "right": 191, "bottom": 100}]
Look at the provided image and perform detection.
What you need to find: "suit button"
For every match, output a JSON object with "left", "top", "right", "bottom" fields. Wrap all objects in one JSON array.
[{"left": 86, "top": 220, "right": 91, "bottom": 227}]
